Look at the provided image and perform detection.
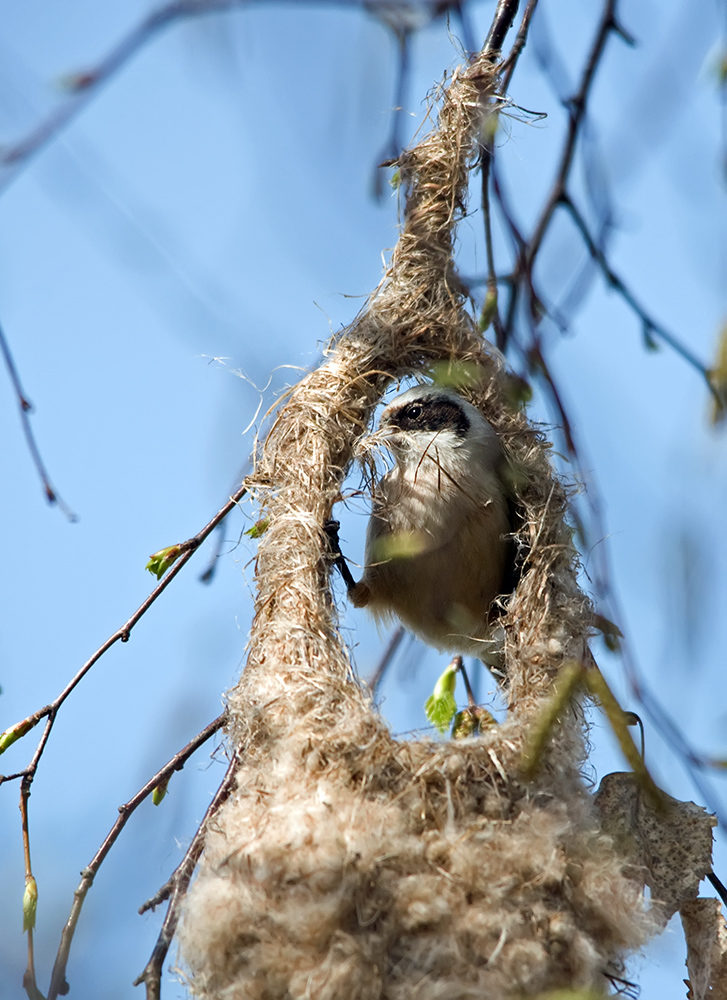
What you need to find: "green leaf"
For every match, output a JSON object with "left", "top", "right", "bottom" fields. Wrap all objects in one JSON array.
[
  {"left": 146, "top": 545, "right": 183, "bottom": 580},
  {"left": 502, "top": 373, "right": 533, "bottom": 411},
  {"left": 23, "top": 875, "right": 38, "bottom": 933},
  {"left": 708, "top": 321, "right": 727, "bottom": 426},
  {"left": 152, "top": 776, "right": 170, "bottom": 806},
  {"left": 584, "top": 665, "right": 664, "bottom": 810},
  {"left": 480, "top": 110, "right": 498, "bottom": 145},
  {"left": 370, "top": 531, "right": 428, "bottom": 562},
  {"left": 245, "top": 518, "right": 269, "bottom": 539},
  {"left": 0, "top": 717, "right": 36, "bottom": 756},
  {"left": 427, "top": 361, "right": 486, "bottom": 391},
  {"left": 478, "top": 289, "right": 498, "bottom": 332},
  {"left": 520, "top": 661, "right": 584, "bottom": 776},
  {"left": 424, "top": 662, "right": 459, "bottom": 734}
]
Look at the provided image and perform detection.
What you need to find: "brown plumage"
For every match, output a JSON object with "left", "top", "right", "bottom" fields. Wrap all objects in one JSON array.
[{"left": 350, "top": 385, "right": 512, "bottom": 660}]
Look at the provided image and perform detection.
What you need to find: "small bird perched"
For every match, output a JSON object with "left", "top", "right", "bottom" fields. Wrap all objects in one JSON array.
[{"left": 331, "top": 384, "right": 514, "bottom": 661}]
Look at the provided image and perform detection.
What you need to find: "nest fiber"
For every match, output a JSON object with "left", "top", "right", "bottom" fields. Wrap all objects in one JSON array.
[{"left": 179, "top": 45, "right": 654, "bottom": 999}]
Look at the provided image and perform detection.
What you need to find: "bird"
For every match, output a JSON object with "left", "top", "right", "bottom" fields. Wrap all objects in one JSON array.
[{"left": 330, "top": 384, "right": 514, "bottom": 662}]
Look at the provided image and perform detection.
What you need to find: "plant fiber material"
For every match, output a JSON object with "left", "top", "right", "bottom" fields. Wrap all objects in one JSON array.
[{"left": 179, "top": 44, "right": 655, "bottom": 1000}]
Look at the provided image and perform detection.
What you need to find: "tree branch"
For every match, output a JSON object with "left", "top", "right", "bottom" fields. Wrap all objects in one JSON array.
[
  {"left": 0, "top": 0, "right": 489, "bottom": 198},
  {"left": 20, "top": 775, "right": 40, "bottom": 1000},
  {"left": 560, "top": 193, "right": 719, "bottom": 399},
  {"left": 0, "top": 321, "right": 77, "bottom": 521},
  {"left": 133, "top": 749, "right": 241, "bottom": 1000},
  {"left": 524, "top": 0, "right": 624, "bottom": 273},
  {"left": 0, "top": 1, "right": 241, "bottom": 194},
  {"left": 0, "top": 483, "right": 245, "bottom": 792},
  {"left": 47, "top": 712, "right": 227, "bottom": 1000},
  {"left": 499, "top": 0, "right": 539, "bottom": 92},
  {"left": 366, "top": 624, "right": 406, "bottom": 695}
]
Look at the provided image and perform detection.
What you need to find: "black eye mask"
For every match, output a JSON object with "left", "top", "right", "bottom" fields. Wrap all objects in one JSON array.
[{"left": 389, "top": 397, "right": 471, "bottom": 439}]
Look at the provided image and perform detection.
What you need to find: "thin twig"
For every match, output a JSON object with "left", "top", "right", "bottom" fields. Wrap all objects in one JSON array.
[
  {"left": 198, "top": 518, "right": 228, "bottom": 583},
  {"left": 0, "top": 0, "right": 482, "bottom": 198},
  {"left": 0, "top": 322, "right": 77, "bottom": 521},
  {"left": 366, "top": 624, "right": 406, "bottom": 694},
  {"left": 482, "top": 1, "right": 727, "bottom": 831},
  {"left": 0, "top": 0, "right": 239, "bottom": 193},
  {"left": 483, "top": 0, "right": 520, "bottom": 57},
  {"left": 457, "top": 657, "right": 478, "bottom": 708},
  {"left": 560, "top": 193, "right": 719, "bottom": 400},
  {"left": 524, "top": 0, "right": 622, "bottom": 273},
  {"left": 134, "top": 750, "right": 241, "bottom": 1000},
  {"left": 47, "top": 712, "right": 227, "bottom": 1000},
  {"left": 499, "top": 0, "right": 539, "bottom": 92},
  {"left": 707, "top": 871, "right": 727, "bottom": 909},
  {"left": 0, "top": 484, "right": 246, "bottom": 791},
  {"left": 372, "top": 26, "right": 411, "bottom": 200},
  {"left": 20, "top": 776, "right": 40, "bottom": 1000},
  {"left": 479, "top": 143, "right": 503, "bottom": 346},
  {"left": 490, "top": 0, "right": 623, "bottom": 351}
]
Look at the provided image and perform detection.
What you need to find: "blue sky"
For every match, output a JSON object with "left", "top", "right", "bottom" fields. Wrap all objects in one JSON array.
[{"left": 0, "top": 1, "right": 725, "bottom": 997}]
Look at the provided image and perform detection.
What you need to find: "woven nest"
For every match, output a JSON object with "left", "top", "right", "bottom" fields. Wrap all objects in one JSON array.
[{"left": 178, "top": 50, "right": 655, "bottom": 1000}]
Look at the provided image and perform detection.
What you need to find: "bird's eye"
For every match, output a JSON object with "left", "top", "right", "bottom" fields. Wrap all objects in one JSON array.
[{"left": 406, "top": 403, "right": 423, "bottom": 420}]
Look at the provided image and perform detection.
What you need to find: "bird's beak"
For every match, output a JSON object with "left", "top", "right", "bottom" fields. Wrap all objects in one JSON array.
[
  {"left": 370, "top": 423, "right": 405, "bottom": 452},
  {"left": 354, "top": 422, "right": 403, "bottom": 468}
]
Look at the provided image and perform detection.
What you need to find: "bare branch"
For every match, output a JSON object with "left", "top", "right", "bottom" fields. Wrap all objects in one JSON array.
[
  {"left": 499, "top": 0, "right": 539, "bottom": 92},
  {"left": 20, "top": 776, "right": 40, "bottom": 1000},
  {"left": 0, "top": 1, "right": 240, "bottom": 194},
  {"left": 0, "top": 0, "right": 485, "bottom": 198},
  {"left": 0, "top": 322, "right": 77, "bottom": 521},
  {"left": 483, "top": 0, "right": 521, "bottom": 57},
  {"left": 0, "top": 483, "right": 246, "bottom": 792},
  {"left": 560, "top": 193, "right": 718, "bottom": 399},
  {"left": 134, "top": 750, "right": 241, "bottom": 1000},
  {"left": 525, "top": 0, "right": 624, "bottom": 272},
  {"left": 47, "top": 712, "right": 227, "bottom": 1000},
  {"left": 366, "top": 624, "right": 406, "bottom": 694}
]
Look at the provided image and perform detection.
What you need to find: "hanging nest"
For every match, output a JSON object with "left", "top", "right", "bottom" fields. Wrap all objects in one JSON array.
[{"left": 178, "top": 41, "right": 655, "bottom": 1000}]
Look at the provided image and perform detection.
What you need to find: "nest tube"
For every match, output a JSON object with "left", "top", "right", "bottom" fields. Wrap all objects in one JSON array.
[{"left": 177, "top": 46, "right": 656, "bottom": 1000}]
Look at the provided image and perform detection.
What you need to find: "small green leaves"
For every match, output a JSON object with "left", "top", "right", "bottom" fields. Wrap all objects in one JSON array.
[
  {"left": 478, "top": 289, "right": 498, "bottom": 332},
  {"left": 480, "top": 110, "right": 498, "bottom": 145},
  {"left": 146, "top": 545, "right": 183, "bottom": 580},
  {"left": 520, "top": 661, "right": 584, "bottom": 776},
  {"left": 707, "top": 321, "right": 727, "bottom": 426},
  {"left": 585, "top": 665, "right": 663, "bottom": 810},
  {"left": 23, "top": 875, "right": 38, "bottom": 933},
  {"left": 370, "top": 531, "right": 428, "bottom": 562},
  {"left": 452, "top": 706, "right": 497, "bottom": 739},
  {"left": 152, "top": 776, "right": 170, "bottom": 806},
  {"left": 0, "top": 717, "right": 37, "bottom": 756},
  {"left": 501, "top": 373, "right": 533, "bottom": 412},
  {"left": 389, "top": 169, "right": 401, "bottom": 189},
  {"left": 424, "top": 662, "right": 459, "bottom": 734},
  {"left": 245, "top": 518, "right": 269, "bottom": 539},
  {"left": 427, "top": 360, "right": 486, "bottom": 391}
]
